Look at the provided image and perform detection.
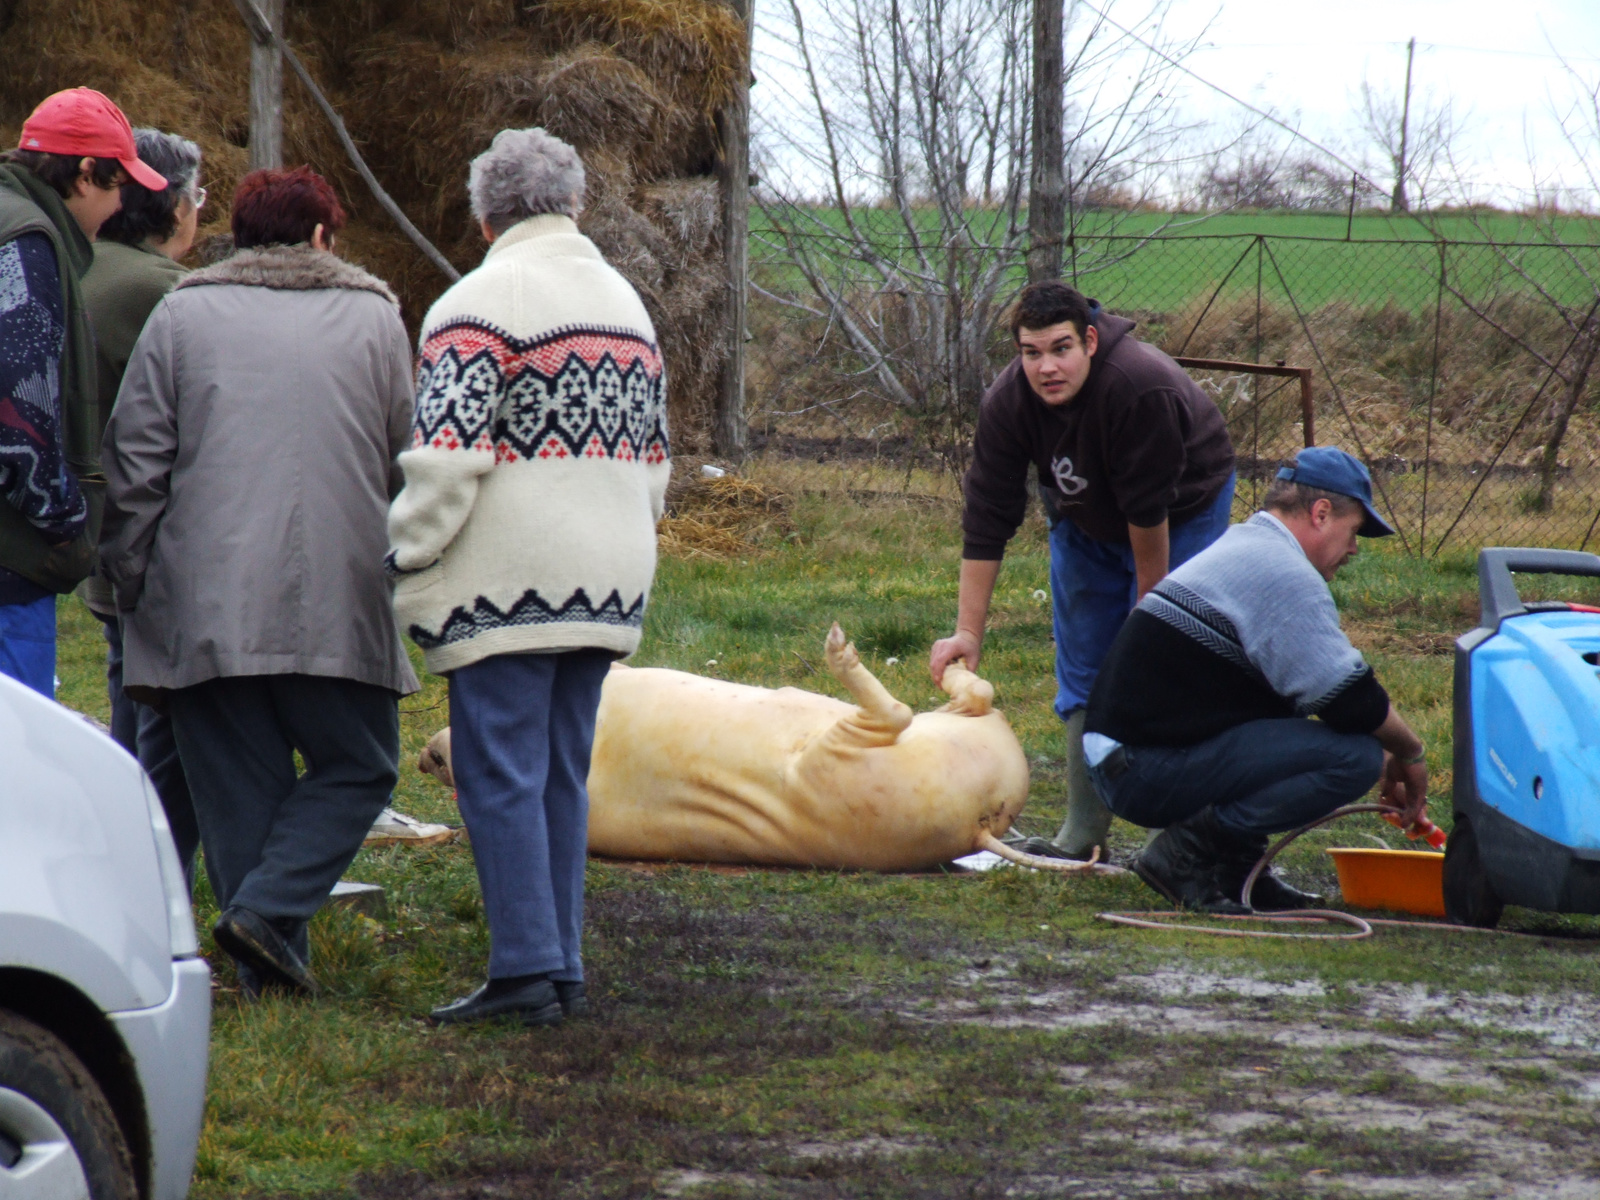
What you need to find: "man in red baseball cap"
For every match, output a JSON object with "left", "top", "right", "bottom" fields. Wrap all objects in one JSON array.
[{"left": 0, "top": 88, "right": 165, "bottom": 696}]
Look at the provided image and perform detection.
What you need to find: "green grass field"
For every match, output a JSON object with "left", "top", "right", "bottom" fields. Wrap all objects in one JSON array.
[
  {"left": 754, "top": 205, "right": 1600, "bottom": 317},
  {"left": 52, "top": 461, "right": 1600, "bottom": 1197}
]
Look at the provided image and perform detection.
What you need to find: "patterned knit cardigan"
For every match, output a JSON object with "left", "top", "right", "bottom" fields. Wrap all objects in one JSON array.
[{"left": 386, "top": 214, "right": 670, "bottom": 673}]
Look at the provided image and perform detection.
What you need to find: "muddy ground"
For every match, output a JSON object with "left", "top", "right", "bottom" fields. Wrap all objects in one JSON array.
[{"left": 336, "top": 874, "right": 1600, "bottom": 1200}]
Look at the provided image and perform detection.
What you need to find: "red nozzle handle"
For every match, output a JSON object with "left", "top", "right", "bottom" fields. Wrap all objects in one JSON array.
[{"left": 1382, "top": 811, "right": 1447, "bottom": 849}]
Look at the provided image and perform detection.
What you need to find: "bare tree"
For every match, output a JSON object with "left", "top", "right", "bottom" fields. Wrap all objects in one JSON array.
[
  {"left": 1358, "top": 40, "right": 1460, "bottom": 213},
  {"left": 751, "top": 0, "right": 1199, "bottom": 457},
  {"left": 1196, "top": 137, "right": 1374, "bottom": 212}
]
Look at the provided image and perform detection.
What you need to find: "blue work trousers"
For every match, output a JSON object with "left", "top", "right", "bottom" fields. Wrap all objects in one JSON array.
[
  {"left": 1050, "top": 474, "right": 1235, "bottom": 719},
  {"left": 0, "top": 594, "right": 55, "bottom": 698},
  {"left": 1089, "top": 717, "right": 1385, "bottom": 838},
  {"left": 448, "top": 650, "right": 612, "bottom": 982}
]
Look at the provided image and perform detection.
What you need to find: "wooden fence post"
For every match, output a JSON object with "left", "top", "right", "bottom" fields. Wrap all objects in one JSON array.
[
  {"left": 1027, "top": 0, "right": 1065, "bottom": 283},
  {"left": 714, "top": 0, "right": 753, "bottom": 461},
  {"left": 248, "top": 0, "right": 284, "bottom": 170}
]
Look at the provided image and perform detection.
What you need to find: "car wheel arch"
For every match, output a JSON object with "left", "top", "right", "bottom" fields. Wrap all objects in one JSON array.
[{"left": 0, "top": 969, "right": 151, "bottom": 1200}]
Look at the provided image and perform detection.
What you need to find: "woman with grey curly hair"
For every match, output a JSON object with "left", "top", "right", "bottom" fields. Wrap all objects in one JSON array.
[
  {"left": 96, "top": 128, "right": 203, "bottom": 251},
  {"left": 389, "top": 127, "right": 669, "bottom": 1028},
  {"left": 81, "top": 126, "right": 206, "bottom": 883},
  {"left": 468, "top": 126, "right": 587, "bottom": 235}
]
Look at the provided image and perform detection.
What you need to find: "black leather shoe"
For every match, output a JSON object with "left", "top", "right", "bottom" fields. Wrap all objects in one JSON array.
[
  {"left": 430, "top": 978, "right": 563, "bottom": 1027},
  {"left": 1219, "top": 832, "right": 1323, "bottom": 910},
  {"left": 553, "top": 981, "right": 590, "bottom": 1018},
  {"left": 233, "top": 958, "right": 264, "bottom": 1001},
  {"left": 213, "top": 907, "right": 318, "bottom": 995},
  {"left": 1131, "top": 809, "right": 1251, "bottom": 916},
  {"left": 1243, "top": 871, "right": 1323, "bottom": 911}
]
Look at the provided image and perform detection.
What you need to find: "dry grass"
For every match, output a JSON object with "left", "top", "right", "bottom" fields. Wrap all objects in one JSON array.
[
  {"left": 657, "top": 469, "right": 794, "bottom": 560},
  {"left": 1163, "top": 291, "right": 1600, "bottom": 473}
]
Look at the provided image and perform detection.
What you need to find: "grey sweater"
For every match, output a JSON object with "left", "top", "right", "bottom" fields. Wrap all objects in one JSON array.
[{"left": 1086, "top": 511, "right": 1388, "bottom": 746}]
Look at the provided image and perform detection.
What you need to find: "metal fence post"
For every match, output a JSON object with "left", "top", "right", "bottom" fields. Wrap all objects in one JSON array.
[{"left": 1420, "top": 242, "right": 1446, "bottom": 553}]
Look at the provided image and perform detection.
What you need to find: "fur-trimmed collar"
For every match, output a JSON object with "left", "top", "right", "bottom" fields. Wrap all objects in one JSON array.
[{"left": 175, "top": 244, "right": 398, "bottom": 305}]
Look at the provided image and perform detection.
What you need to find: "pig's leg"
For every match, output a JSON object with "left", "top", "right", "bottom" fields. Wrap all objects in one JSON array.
[
  {"left": 937, "top": 660, "right": 994, "bottom": 717},
  {"left": 819, "top": 623, "right": 913, "bottom": 748}
]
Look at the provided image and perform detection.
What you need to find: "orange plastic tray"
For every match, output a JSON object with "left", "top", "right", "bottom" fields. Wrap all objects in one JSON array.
[{"left": 1324, "top": 847, "right": 1446, "bottom": 917}]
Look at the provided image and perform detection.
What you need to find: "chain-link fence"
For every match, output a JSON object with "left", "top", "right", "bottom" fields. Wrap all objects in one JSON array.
[{"left": 749, "top": 228, "right": 1600, "bottom": 557}]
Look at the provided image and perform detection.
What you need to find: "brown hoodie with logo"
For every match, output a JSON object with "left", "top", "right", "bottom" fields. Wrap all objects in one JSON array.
[{"left": 961, "top": 308, "right": 1235, "bottom": 557}]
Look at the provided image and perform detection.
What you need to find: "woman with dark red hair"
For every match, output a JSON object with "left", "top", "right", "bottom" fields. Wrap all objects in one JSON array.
[{"left": 100, "top": 165, "right": 420, "bottom": 997}]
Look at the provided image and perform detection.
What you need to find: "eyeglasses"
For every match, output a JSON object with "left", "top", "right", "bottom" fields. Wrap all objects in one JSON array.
[{"left": 187, "top": 185, "right": 207, "bottom": 210}]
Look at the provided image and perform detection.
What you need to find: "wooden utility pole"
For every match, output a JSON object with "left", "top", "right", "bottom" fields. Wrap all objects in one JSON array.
[
  {"left": 248, "top": 0, "right": 284, "bottom": 170},
  {"left": 1391, "top": 35, "right": 1415, "bottom": 213},
  {"left": 1027, "top": 0, "right": 1065, "bottom": 283},
  {"left": 714, "top": 0, "right": 753, "bottom": 460}
]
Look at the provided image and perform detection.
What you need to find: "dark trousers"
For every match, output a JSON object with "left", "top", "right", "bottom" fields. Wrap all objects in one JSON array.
[
  {"left": 448, "top": 650, "right": 611, "bottom": 981},
  {"left": 169, "top": 674, "right": 399, "bottom": 958},
  {"left": 1089, "top": 717, "right": 1385, "bottom": 838},
  {"left": 100, "top": 615, "right": 198, "bottom": 882}
]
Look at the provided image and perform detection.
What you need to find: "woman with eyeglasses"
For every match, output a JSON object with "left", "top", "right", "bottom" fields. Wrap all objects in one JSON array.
[{"left": 80, "top": 128, "right": 205, "bottom": 882}]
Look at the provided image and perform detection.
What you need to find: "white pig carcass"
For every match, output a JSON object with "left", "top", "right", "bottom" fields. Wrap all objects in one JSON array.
[{"left": 419, "top": 624, "right": 1114, "bottom": 873}]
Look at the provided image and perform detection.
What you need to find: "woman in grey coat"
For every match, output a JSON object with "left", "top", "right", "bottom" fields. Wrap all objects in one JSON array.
[{"left": 100, "top": 165, "right": 419, "bottom": 997}]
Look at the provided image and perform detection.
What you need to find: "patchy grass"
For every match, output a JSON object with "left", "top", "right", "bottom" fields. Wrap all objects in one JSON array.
[{"left": 52, "top": 459, "right": 1600, "bottom": 1198}]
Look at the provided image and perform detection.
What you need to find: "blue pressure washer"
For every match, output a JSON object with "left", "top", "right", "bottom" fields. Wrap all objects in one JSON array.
[{"left": 1447, "top": 548, "right": 1600, "bottom": 927}]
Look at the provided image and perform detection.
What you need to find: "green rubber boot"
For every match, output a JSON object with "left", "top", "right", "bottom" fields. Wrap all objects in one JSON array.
[{"left": 1050, "top": 708, "right": 1112, "bottom": 860}]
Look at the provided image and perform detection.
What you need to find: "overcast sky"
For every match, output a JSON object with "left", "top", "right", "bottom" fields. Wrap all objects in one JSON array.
[
  {"left": 753, "top": 0, "right": 1600, "bottom": 208},
  {"left": 1164, "top": 0, "right": 1600, "bottom": 203}
]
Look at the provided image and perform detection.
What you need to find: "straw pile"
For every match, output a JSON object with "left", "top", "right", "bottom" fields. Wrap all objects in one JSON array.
[
  {"left": 658, "top": 470, "right": 792, "bottom": 559},
  {"left": 0, "top": 0, "right": 743, "bottom": 449}
]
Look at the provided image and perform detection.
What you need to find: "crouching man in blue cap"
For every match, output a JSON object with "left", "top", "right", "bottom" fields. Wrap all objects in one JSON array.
[{"left": 1083, "top": 446, "right": 1431, "bottom": 913}]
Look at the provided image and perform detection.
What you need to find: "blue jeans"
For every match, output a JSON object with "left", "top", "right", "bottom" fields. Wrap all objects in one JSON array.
[
  {"left": 100, "top": 615, "right": 199, "bottom": 884},
  {"left": 1051, "top": 474, "right": 1235, "bottom": 719},
  {"left": 1088, "top": 717, "right": 1384, "bottom": 838},
  {"left": 0, "top": 594, "right": 55, "bottom": 698},
  {"left": 448, "top": 650, "right": 612, "bottom": 982}
]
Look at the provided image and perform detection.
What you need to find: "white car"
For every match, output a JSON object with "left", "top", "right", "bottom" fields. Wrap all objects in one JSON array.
[{"left": 0, "top": 672, "right": 210, "bottom": 1200}]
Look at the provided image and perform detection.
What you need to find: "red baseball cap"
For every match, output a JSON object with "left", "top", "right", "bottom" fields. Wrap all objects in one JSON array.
[{"left": 17, "top": 88, "right": 167, "bottom": 191}]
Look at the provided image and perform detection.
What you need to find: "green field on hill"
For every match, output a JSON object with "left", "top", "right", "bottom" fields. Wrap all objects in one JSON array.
[{"left": 754, "top": 206, "right": 1600, "bottom": 316}]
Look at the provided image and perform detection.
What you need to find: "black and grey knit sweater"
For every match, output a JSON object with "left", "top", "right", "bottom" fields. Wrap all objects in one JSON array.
[{"left": 1085, "top": 511, "right": 1389, "bottom": 747}]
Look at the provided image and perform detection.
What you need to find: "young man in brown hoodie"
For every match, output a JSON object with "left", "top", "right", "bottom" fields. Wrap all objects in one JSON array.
[{"left": 930, "top": 282, "right": 1236, "bottom": 861}]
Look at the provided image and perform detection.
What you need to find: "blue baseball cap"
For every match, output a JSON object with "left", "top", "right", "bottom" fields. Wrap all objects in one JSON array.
[{"left": 1275, "top": 447, "right": 1396, "bottom": 538}]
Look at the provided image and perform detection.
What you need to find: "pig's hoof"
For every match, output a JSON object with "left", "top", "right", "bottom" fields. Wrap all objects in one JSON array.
[{"left": 825, "top": 622, "right": 859, "bottom": 671}]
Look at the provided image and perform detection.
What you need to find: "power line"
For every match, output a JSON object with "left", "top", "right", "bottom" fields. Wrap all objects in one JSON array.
[
  {"left": 1190, "top": 40, "right": 1600, "bottom": 64},
  {"left": 1078, "top": 1, "right": 1387, "bottom": 194},
  {"left": 1415, "top": 41, "right": 1600, "bottom": 62}
]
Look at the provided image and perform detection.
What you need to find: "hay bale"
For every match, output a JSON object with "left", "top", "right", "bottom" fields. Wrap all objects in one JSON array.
[
  {"left": 583, "top": 182, "right": 727, "bottom": 450},
  {"left": 536, "top": 43, "right": 684, "bottom": 173},
  {"left": 0, "top": 0, "right": 741, "bottom": 446},
  {"left": 538, "top": 0, "right": 746, "bottom": 117}
]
